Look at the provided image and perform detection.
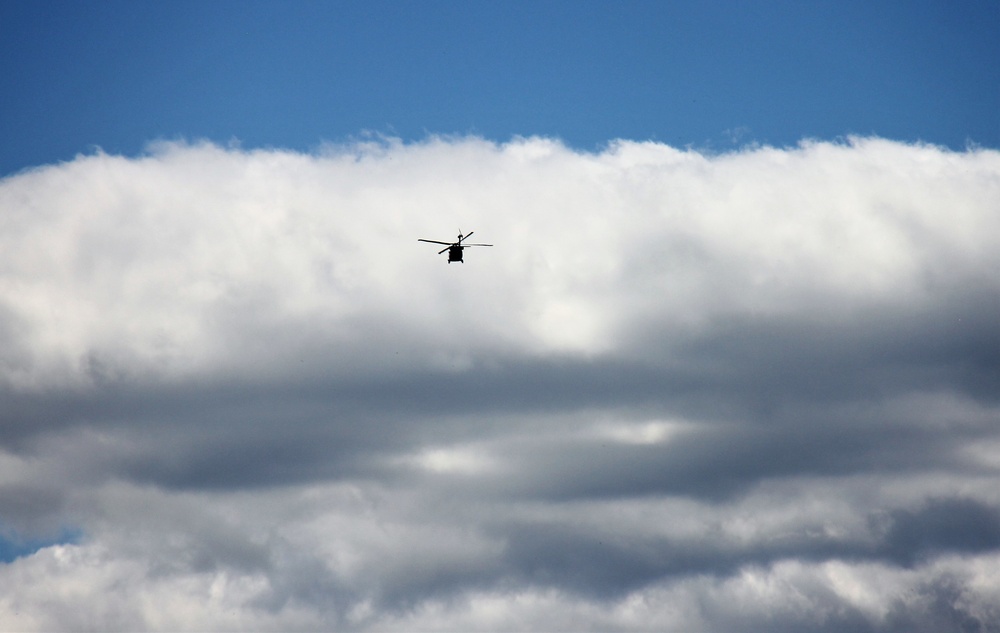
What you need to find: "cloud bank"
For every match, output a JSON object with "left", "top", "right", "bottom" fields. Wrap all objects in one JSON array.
[{"left": 0, "top": 136, "right": 999, "bottom": 631}]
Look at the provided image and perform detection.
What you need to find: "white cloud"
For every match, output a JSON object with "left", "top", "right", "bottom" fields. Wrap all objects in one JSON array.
[{"left": 0, "top": 135, "right": 998, "bottom": 630}]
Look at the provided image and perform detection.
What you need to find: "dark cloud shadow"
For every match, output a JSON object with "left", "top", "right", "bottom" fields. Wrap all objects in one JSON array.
[{"left": 877, "top": 497, "right": 1000, "bottom": 567}]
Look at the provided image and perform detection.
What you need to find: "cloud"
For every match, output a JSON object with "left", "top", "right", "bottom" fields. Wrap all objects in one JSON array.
[{"left": 0, "top": 136, "right": 998, "bottom": 630}]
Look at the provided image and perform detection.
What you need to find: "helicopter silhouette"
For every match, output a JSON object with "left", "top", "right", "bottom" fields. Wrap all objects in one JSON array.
[{"left": 418, "top": 231, "right": 492, "bottom": 263}]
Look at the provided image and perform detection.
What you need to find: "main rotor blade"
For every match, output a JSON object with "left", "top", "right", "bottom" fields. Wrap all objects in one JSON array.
[
  {"left": 418, "top": 239, "right": 453, "bottom": 245},
  {"left": 459, "top": 231, "right": 473, "bottom": 243},
  {"left": 464, "top": 243, "right": 492, "bottom": 247},
  {"left": 438, "top": 246, "right": 454, "bottom": 254}
]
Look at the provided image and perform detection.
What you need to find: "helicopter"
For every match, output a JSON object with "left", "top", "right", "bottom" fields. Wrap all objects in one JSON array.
[{"left": 418, "top": 231, "right": 492, "bottom": 263}]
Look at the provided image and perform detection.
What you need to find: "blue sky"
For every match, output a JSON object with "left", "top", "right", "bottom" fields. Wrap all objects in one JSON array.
[{"left": 2, "top": 0, "right": 997, "bottom": 176}]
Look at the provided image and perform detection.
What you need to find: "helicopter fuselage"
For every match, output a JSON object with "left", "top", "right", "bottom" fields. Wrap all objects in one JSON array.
[{"left": 447, "top": 245, "right": 464, "bottom": 263}]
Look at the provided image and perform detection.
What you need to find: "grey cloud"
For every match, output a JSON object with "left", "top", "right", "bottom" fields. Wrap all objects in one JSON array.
[
  {"left": 879, "top": 497, "right": 1000, "bottom": 566},
  {"left": 0, "top": 137, "right": 998, "bottom": 630}
]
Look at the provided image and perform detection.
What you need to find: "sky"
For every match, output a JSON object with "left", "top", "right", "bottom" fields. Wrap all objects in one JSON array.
[
  {"left": 1, "top": 1, "right": 999, "bottom": 631},
  {"left": 2, "top": 0, "right": 999, "bottom": 177}
]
